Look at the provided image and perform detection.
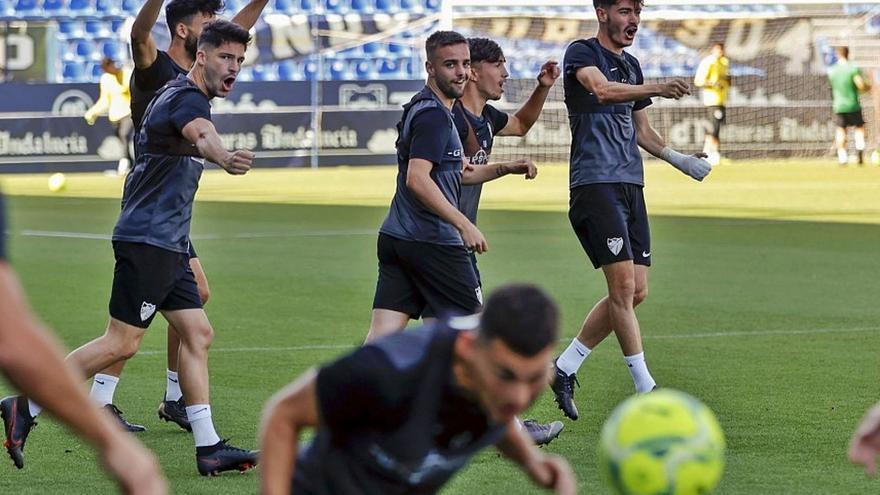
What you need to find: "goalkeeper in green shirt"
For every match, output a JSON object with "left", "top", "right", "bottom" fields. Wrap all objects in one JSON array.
[{"left": 828, "top": 46, "right": 871, "bottom": 165}]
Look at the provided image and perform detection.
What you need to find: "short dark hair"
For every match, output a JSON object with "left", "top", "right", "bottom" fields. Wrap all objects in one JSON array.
[
  {"left": 836, "top": 46, "right": 849, "bottom": 59},
  {"left": 468, "top": 38, "right": 504, "bottom": 64},
  {"left": 593, "top": 0, "right": 644, "bottom": 9},
  {"left": 166, "top": 0, "right": 224, "bottom": 38},
  {"left": 478, "top": 284, "right": 559, "bottom": 357},
  {"left": 425, "top": 30, "right": 467, "bottom": 61},
  {"left": 198, "top": 19, "right": 252, "bottom": 49}
]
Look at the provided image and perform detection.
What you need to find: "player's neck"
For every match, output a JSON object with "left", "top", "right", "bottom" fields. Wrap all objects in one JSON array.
[
  {"left": 596, "top": 31, "right": 624, "bottom": 55},
  {"left": 168, "top": 43, "right": 195, "bottom": 71},
  {"left": 188, "top": 68, "right": 212, "bottom": 99},
  {"left": 460, "top": 90, "right": 487, "bottom": 116},
  {"left": 427, "top": 80, "right": 456, "bottom": 109}
]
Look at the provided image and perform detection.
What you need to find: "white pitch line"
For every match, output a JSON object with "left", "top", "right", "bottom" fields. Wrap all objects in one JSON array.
[{"left": 132, "top": 326, "right": 880, "bottom": 356}]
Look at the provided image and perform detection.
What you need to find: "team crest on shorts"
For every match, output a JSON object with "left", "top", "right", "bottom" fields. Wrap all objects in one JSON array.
[
  {"left": 475, "top": 286, "right": 483, "bottom": 304},
  {"left": 140, "top": 301, "right": 157, "bottom": 321},
  {"left": 607, "top": 237, "right": 623, "bottom": 256}
]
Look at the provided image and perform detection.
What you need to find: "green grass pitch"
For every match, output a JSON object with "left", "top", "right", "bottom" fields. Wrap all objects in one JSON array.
[{"left": 0, "top": 159, "right": 879, "bottom": 493}]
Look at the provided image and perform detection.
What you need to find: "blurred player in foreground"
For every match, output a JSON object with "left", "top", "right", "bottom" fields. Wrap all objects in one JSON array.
[{"left": 261, "top": 284, "right": 576, "bottom": 495}]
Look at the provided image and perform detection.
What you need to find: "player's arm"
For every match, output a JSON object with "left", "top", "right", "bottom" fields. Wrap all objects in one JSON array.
[
  {"left": 633, "top": 109, "right": 711, "bottom": 181},
  {"left": 130, "top": 0, "right": 163, "bottom": 69},
  {"left": 231, "top": 0, "right": 269, "bottom": 30},
  {"left": 855, "top": 71, "right": 872, "bottom": 93},
  {"left": 0, "top": 263, "right": 168, "bottom": 495},
  {"left": 260, "top": 369, "right": 319, "bottom": 495},
  {"left": 495, "top": 421, "right": 577, "bottom": 494},
  {"left": 577, "top": 66, "right": 689, "bottom": 103},
  {"left": 693, "top": 59, "right": 709, "bottom": 88},
  {"left": 462, "top": 159, "right": 537, "bottom": 184},
  {"left": 499, "top": 61, "right": 560, "bottom": 137},
  {"left": 850, "top": 401, "right": 880, "bottom": 477},
  {"left": 408, "top": 159, "right": 488, "bottom": 253},
  {"left": 181, "top": 118, "right": 253, "bottom": 175}
]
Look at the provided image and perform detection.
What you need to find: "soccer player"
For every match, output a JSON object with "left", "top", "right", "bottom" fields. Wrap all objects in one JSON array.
[
  {"left": 828, "top": 46, "right": 871, "bottom": 166},
  {"left": 260, "top": 284, "right": 576, "bottom": 495},
  {"left": 693, "top": 42, "right": 730, "bottom": 166},
  {"left": 366, "top": 31, "right": 534, "bottom": 342},
  {"left": 850, "top": 401, "right": 880, "bottom": 477},
  {"left": 89, "top": 0, "right": 268, "bottom": 434},
  {"left": 550, "top": 0, "right": 712, "bottom": 421},
  {"left": 0, "top": 195, "right": 167, "bottom": 494},
  {"left": 84, "top": 57, "right": 134, "bottom": 176},
  {"left": 453, "top": 37, "right": 565, "bottom": 446},
  {"left": 2, "top": 21, "right": 258, "bottom": 475}
]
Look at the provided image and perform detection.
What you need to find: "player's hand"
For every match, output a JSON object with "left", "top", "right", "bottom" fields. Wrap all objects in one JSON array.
[
  {"left": 537, "top": 60, "right": 561, "bottom": 88},
  {"left": 84, "top": 115, "right": 96, "bottom": 126},
  {"left": 101, "top": 431, "right": 168, "bottom": 495},
  {"left": 526, "top": 453, "right": 577, "bottom": 495},
  {"left": 659, "top": 79, "right": 690, "bottom": 99},
  {"left": 221, "top": 149, "right": 254, "bottom": 175},
  {"left": 459, "top": 221, "right": 488, "bottom": 254},
  {"left": 850, "top": 402, "right": 880, "bottom": 476},
  {"left": 504, "top": 159, "right": 538, "bottom": 179}
]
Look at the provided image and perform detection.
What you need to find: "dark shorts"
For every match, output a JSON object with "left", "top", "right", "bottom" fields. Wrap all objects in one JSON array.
[
  {"left": 109, "top": 241, "right": 203, "bottom": 329},
  {"left": 706, "top": 105, "right": 726, "bottom": 138},
  {"left": 373, "top": 233, "right": 482, "bottom": 320},
  {"left": 569, "top": 183, "right": 651, "bottom": 269},
  {"left": 834, "top": 111, "right": 865, "bottom": 128},
  {"left": 188, "top": 242, "right": 198, "bottom": 258}
]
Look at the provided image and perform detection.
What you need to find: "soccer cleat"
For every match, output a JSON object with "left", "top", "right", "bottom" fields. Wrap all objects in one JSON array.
[
  {"left": 550, "top": 362, "right": 580, "bottom": 420},
  {"left": 1, "top": 396, "right": 37, "bottom": 469},
  {"left": 104, "top": 404, "right": 146, "bottom": 433},
  {"left": 196, "top": 439, "right": 259, "bottom": 476},
  {"left": 158, "top": 398, "right": 192, "bottom": 432},
  {"left": 523, "top": 419, "right": 564, "bottom": 447}
]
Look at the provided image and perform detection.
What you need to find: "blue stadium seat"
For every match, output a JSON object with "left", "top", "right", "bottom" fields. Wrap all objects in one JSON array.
[
  {"left": 62, "top": 61, "right": 85, "bottom": 81},
  {"left": 58, "top": 20, "right": 84, "bottom": 38},
  {"left": 273, "top": 0, "right": 294, "bottom": 14},
  {"left": 362, "top": 42, "right": 384, "bottom": 56},
  {"left": 101, "top": 40, "right": 124, "bottom": 60},
  {"left": 251, "top": 64, "right": 268, "bottom": 81},
  {"left": 399, "top": 0, "right": 421, "bottom": 13},
  {"left": 110, "top": 18, "right": 125, "bottom": 32},
  {"left": 43, "top": 0, "right": 67, "bottom": 13},
  {"left": 121, "top": 0, "right": 138, "bottom": 13},
  {"left": 324, "top": 0, "right": 347, "bottom": 13},
  {"left": 399, "top": 57, "right": 415, "bottom": 78},
  {"left": 236, "top": 66, "right": 254, "bottom": 82},
  {"left": 95, "top": 0, "right": 118, "bottom": 15},
  {"left": 89, "top": 62, "right": 104, "bottom": 79},
  {"left": 85, "top": 19, "right": 110, "bottom": 37},
  {"left": 299, "top": 0, "right": 314, "bottom": 10},
  {"left": 353, "top": 59, "right": 374, "bottom": 79},
  {"left": 278, "top": 60, "right": 303, "bottom": 81},
  {"left": 423, "top": 0, "right": 439, "bottom": 10},
  {"left": 350, "top": 0, "right": 372, "bottom": 13},
  {"left": 68, "top": 0, "right": 94, "bottom": 14},
  {"left": 386, "top": 42, "right": 411, "bottom": 57},
  {"left": 14, "top": 0, "right": 37, "bottom": 12},
  {"left": 304, "top": 60, "right": 318, "bottom": 80},
  {"left": 329, "top": 59, "right": 349, "bottom": 79},
  {"left": 377, "top": 58, "right": 398, "bottom": 77},
  {"left": 74, "top": 39, "right": 94, "bottom": 58},
  {"left": 375, "top": 0, "right": 396, "bottom": 13}
]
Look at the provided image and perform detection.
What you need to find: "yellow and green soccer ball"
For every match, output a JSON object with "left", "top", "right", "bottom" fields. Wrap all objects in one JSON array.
[{"left": 598, "top": 389, "right": 726, "bottom": 495}]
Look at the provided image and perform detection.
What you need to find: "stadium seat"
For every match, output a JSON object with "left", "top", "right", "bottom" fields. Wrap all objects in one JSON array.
[
  {"left": 278, "top": 59, "right": 303, "bottom": 81},
  {"left": 89, "top": 62, "right": 104, "bottom": 79},
  {"left": 377, "top": 58, "right": 398, "bottom": 78},
  {"left": 58, "top": 20, "right": 84, "bottom": 38},
  {"left": 304, "top": 60, "right": 318, "bottom": 80},
  {"left": 362, "top": 42, "right": 385, "bottom": 57},
  {"left": 14, "top": 0, "right": 37, "bottom": 13},
  {"left": 273, "top": 0, "right": 294, "bottom": 14},
  {"left": 423, "top": 0, "right": 439, "bottom": 10},
  {"left": 85, "top": 19, "right": 110, "bottom": 37},
  {"left": 375, "top": 0, "right": 396, "bottom": 13},
  {"left": 350, "top": 0, "right": 372, "bottom": 13},
  {"left": 236, "top": 66, "right": 254, "bottom": 82},
  {"left": 95, "top": 0, "right": 118, "bottom": 15},
  {"left": 324, "top": 0, "right": 348, "bottom": 13},
  {"left": 101, "top": 40, "right": 125, "bottom": 61},
  {"left": 62, "top": 61, "right": 85, "bottom": 82},
  {"left": 299, "top": 0, "right": 314, "bottom": 10},
  {"left": 386, "top": 42, "right": 411, "bottom": 57},
  {"left": 399, "top": 0, "right": 421, "bottom": 13},
  {"left": 353, "top": 59, "right": 375, "bottom": 79},
  {"left": 74, "top": 39, "right": 95, "bottom": 59},
  {"left": 121, "top": 0, "right": 138, "bottom": 13},
  {"left": 68, "top": 0, "right": 94, "bottom": 15},
  {"left": 329, "top": 59, "right": 349, "bottom": 79},
  {"left": 42, "top": 0, "right": 67, "bottom": 13}
]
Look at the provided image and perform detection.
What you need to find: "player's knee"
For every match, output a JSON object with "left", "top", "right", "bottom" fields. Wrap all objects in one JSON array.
[
  {"left": 608, "top": 278, "right": 636, "bottom": 304},
  {"left": 189, "top": 323, "right": 214, "bottom": 350},
  {"left": 633, "top": 285, "right": 648, "bottom": 306}
]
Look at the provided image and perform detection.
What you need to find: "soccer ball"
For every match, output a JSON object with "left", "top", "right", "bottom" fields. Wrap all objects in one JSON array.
[
  {"left": 598, "top": 389, "right": 726, "bottom": 495},
  {"left": 48, "top": 173, "right": 67, "bottom": 192}
]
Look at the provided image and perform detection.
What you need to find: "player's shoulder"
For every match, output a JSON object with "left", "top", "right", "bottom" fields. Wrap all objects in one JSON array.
[{"left": 370, "top": 322, "right": 456, "bottom": 372}]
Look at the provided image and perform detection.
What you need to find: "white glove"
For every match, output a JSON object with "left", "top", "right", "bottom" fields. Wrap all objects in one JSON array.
[{"left": 660, "top": 147, "right": 712, "bottom": 181}]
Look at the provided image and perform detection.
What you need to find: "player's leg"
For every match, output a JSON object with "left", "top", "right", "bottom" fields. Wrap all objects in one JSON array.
[
  {"left": 162, "top": 270, "right": 256, "bottom": 475},
  {"left": 704, "top": 106, "right": 722, "bottom": 165},
  {"left": 367, "top": 234, "right": 424, "bottom": 343},
  {"left": 835, "top": 122, "right": 848, "bottom": 165},
  {"left": 116, "top": 117, "right": 133, "bottom": 175},
  {"left": 406, "top": 242, "right": 482, "bottom": 320},
  {"left": 854, "top": 125, "right": 867, "bottom": 165},
  {"left": 159, "top": 252, "right": 208, "bottom": 431}
]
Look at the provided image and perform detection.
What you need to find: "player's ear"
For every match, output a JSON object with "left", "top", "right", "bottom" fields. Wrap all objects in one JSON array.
[
  {"left": 454, "top": 330, "right": 478, "bottom": 363},
  {"left": 425, "top": 60, "right": 434, "bottom": 77},
  {"left": 175, "top": 22, "right": 188, "bottom": 41},
  {"left": 596, "top": 7, "right": 608, "bottom": 23}
]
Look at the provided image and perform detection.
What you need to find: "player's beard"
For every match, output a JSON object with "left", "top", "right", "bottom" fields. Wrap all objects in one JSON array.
[
  {"left": 437, "top": 75, "right": 465, "bottom": 99},
  {"left": 185, "top": 33, "right": 198, "bottom": 61}
]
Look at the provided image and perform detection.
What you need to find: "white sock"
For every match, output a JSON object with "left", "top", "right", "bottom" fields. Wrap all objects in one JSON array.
[
  {"left": 556, "top": 338, "right": 591, "bottom": 375},
  {"left": 625, "top": 352, "right": 656, "bottom": 393},
  {"left": 855, "top": 133, "right": 866, "bottom": 151},
  {"left": 838, "top": 148, "right": 848, "bottom": 164},
  {"left": 165, "top": 370, "right": 183, "bottom": 402},
  {"left": 186, "top": 404, "right": 221, "bottom": 447},
  {"left": 27, "top": 399, "right": 42, "bottom": 418},
  {"left": 89, "top": 373, "right": 119, "bottom": 407},
  {"left": 707, "top": 151, "right": 721, "bottom": 166}
]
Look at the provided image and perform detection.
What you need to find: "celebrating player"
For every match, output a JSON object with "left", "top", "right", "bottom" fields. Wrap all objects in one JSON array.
[
  {"left": 2, "top": 21, "right": 258, "bottom": 475},
  {"left": 89, "top": 0, "right": 268, "bottom": 434},
  {"left": 551, "top": 0, "right": 712, "bottom": 420},
  {"left": 261, "top": 284, "right": 576, "bottom": 495}
]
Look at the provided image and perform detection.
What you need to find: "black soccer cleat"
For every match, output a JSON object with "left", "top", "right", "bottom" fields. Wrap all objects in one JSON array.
[
  {"left": 196, "top": 439, "right": 259, "bottom": 476},
  {"left": 158, "top": 398, "right": 192, "bottom": 432},
  {"left": 523, "top": 419, "right": 564, "bottom": 447},
  {"left": 1, "top": 396, "right": 37, "bottom": 469},
  {"left": 550, "top": 361, "right": 580, "bottom": 420},
  {"left": 104, "top": 404, "right": 146, "bottom": 433}
]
